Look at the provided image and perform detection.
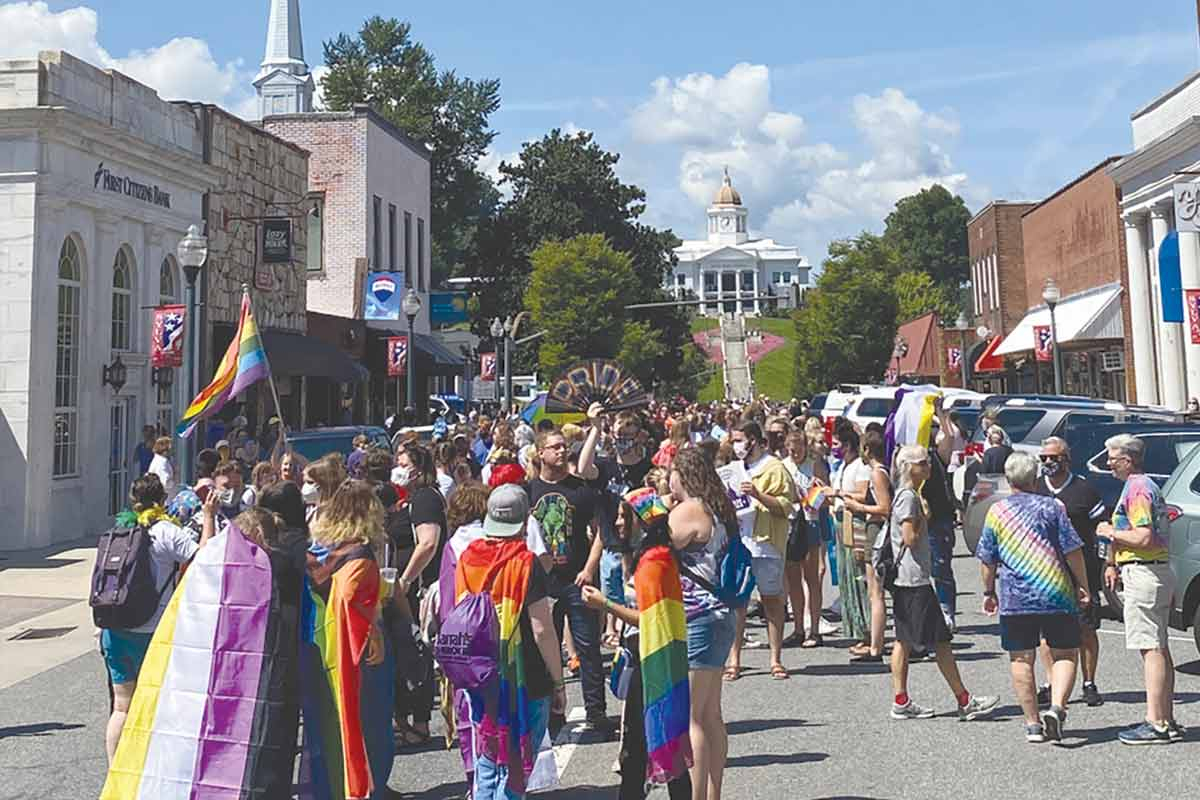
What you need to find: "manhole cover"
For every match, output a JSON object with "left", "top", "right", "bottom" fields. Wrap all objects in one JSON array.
[{"left": 7, "top": 626, "right": 76, "bottom": 641}]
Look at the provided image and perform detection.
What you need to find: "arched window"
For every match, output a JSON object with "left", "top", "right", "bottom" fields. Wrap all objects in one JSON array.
[
  {"left": 54, "top": 238, "right": 83, "bottom": 477},
  {"left": 159, "top": 256, "right": 177, "bottom": 303},
  {"left": 111, "top": 248, "right": 133, "bottom": 351}
]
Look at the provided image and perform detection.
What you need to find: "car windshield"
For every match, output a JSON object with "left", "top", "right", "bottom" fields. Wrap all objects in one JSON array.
[
  {"left": 810, "top": 394, "right": 827, "bottom": 413},
  {"left": 856, "top": 398, "right": 893, "bottom": 418},
  {"left": 971, "top": 408, "right": 1047, "bottom": 444}
]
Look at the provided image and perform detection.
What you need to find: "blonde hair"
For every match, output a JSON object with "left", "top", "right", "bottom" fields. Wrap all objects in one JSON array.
[
  {"left": 305, "top": 454, "right": 347, "bottom": 505},
  {"left": 892, "top": 444, "right": 931, "bottom": 517},
  {"left": 309, "top": 479, "right": 385, "bottom": 548},
  {"left": 153, "top": 436, "right": 172, "bottom": 456},
  {"left": 234, "top": 507, "right": 285, "bottom": 549},
  {"left": 561, "top": 423, "right": 584, "bottom": 442},
  {"left": 645, "top": 466, "right": 670, "bottom": 495}
]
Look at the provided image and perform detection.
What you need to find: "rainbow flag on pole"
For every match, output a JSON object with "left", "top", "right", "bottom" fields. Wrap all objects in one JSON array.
[{"left": 177, "top": 290, "right": 269, "bottom": 438}]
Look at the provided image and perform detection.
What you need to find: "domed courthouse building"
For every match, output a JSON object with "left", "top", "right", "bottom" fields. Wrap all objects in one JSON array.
[{"left": 668, "top": 170, "right": 810, "bottom": 316}]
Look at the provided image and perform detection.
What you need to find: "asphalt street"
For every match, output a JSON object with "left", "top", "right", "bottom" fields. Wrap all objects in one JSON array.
[{"left": 3, "top": 545, "right": 1200, "bottom": 799}]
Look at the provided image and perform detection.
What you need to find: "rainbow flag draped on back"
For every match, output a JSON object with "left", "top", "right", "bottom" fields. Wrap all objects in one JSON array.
[
  {"left": 455, "top": 538, "right": 538, "bottom": 794},
  {"left": 177, "top": 290, "right": 270, "bottom": 438},
  {"left": 634, "top": 545, "right": 693, "bottom": 784},
  {"left": 100, "top": 523, "right": 303, "bottom": 800}
]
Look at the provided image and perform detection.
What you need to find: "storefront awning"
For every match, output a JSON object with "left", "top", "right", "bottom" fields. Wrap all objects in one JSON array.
[
  {"left": 261, "top": 330, "right": 369, "bottom": 383},
  {"left": 365, "top": 322, "right": 465, "bottom": 368},
  {"left": 995, "top": 283, "right": 1124, "bottom": 356}
]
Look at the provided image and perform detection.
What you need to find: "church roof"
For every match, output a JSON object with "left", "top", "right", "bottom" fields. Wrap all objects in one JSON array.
[
  {"left": 713, "top": 168, "right": 742, "bottom": 206},
  {"left": 261, "top": 0, "right": 307, "bottom": 74}
]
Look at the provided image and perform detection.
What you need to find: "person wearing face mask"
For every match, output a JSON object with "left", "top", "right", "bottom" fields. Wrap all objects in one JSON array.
[
  {"left": 301, "top": 455, "right": 346, "bottom": 524},
  {"left": 765, "top": 416, "right": 790, "bottom": 459},
  {"left": 1034, "top": 436, "right": 1106, "bottom": 708}
]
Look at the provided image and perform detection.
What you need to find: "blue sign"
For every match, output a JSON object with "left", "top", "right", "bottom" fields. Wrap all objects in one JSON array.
[
  {"left": 364, "top": 272, "right": 403, "bottom": 320},
  {"left": 1160, "top": 232, "right": 1183, "bottom": 324},
  {"left": 430, "top": 292, "right": 469, "bottom": 325}
]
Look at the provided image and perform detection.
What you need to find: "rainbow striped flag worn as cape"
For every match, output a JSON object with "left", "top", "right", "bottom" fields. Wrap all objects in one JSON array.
[
  {"left": 178, "top": 290, "right": 270, "bottom": 438},
  {"left": 634, "top": 545, "right": 693, "bottom": 784},
  {"left": 101, "top": 522, "right": 302, "bottom": 800}
]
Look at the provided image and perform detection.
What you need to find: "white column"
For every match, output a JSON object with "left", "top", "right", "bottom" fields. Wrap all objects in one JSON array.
[
  {"left": 751, "top": 269, "right": 759, "bottom": 315},
  {"left": 1180, "top": 229, "right": 1200, "bottom": 404},
  {"left": 1151, "top": 205, "right": 1186, "bottom": 410},
  {"left": 1124, "top": 213, "right": 1159, "bottom": 406}
]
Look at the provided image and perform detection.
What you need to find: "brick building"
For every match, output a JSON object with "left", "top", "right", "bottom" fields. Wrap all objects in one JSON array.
[
  {"left": 991, "top": 158, "right": 1133, "bottom": 401},
  {"left": 966, "top": 201, "right": 1035, "bottom": 391}
]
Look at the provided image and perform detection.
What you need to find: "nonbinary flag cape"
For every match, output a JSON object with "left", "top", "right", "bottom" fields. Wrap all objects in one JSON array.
[
  {"left": 100, "top": 523, "right": 302, "bottom": 800},
  {"left": 634, "top": 545, "right": 692, "bottom": 784},
  {"left": 177, "top": 290, "right": 269, "bottom": 438},
  {"left": 883, "top": 385, "right": 942, "bottom": 466}
]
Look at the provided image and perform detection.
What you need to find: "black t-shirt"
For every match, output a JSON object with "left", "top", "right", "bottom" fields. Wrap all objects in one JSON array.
[
  {"left": 1035, "top": 475, "right": 1105, "bottom": 549},
  {"left": 391, "top": 485, "right": 448, "bottom": 588},
  {"left": 520, "top": 559, "right": 553, "bottom": 699},
  {"left": 922, "top": 450, "right": 955, "bottom": 523},
  {"left": 592, "top": 453, "right": 653, "bottom": 553},
  {"left": 528, "top": 474, "right": 597, "bottom": 579}
]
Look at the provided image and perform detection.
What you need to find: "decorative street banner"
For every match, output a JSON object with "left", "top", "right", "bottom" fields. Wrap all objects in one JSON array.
[
  {"left": 480, "top": 352, "right": 497, "bottom": 381},
  {"left": 261, "top": 218, "right": 292, "bottom": 263},
  {"left": 1188, "top": 289, "right": 1200, "bottom": 344},
  {"left": 430, "top": 292, "right": 469, "bottom": 325},
  {"left": 151, "top": 304, "right": 185, "bottom": 367},
  {"left": 387, "top": 336, "right": 408, "bottom": 377},
  {"left": 947, "top": 347, "right": 962, "bottom": 370},
  {"left": 364, "top": 272, "right": 404, "bottom": 320},
  {"left": 1034, "top": 325, "right": 1053, "bottom": 362}
]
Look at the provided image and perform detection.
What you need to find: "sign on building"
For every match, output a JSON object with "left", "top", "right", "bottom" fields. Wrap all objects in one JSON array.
[
  {"left": 365, "top": 272, "right": 404, "bottom": 320},
  {"left": 430, "top": 292, "right": 469, "bottom": 324},
  {"left": 261, "top": 219, "right": 293, "bottom": 263},
  {"left": 472, "top": 377, "right": 497, "bottom": 400},
  {"left": 1175, "top": 182, "right": 1200, "bottom": 233}
]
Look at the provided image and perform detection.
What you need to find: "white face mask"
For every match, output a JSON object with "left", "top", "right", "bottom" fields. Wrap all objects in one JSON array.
[
  {"left": 391, "top": 465, "right": 413, "bottom": 486},
  {"left": 300, "top": 481, "right": 320, "bottom": 505},
  {"left": 733, "top": 441, "right": 750, "bottom": 461}
]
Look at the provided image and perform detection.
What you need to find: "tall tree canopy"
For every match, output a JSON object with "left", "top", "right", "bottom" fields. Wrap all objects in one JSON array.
[
  {"left": 883, "top": 184, "right": 971, "bottom": 289},
  {"left": 321, "top": 16, "right": 501, "bottom": 284},
  {"left": 793, "top": 234, "right": 899, "bottom": 397}
]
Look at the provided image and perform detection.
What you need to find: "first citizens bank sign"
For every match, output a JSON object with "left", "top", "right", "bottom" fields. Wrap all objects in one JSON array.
[{"left": 93, "top": 162, "right": 172, "bottom": 209}]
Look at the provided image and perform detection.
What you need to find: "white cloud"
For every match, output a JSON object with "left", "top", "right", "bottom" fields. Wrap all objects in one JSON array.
[
  {"left": 311, "top": 64, "right": 330, "bottom": 111},
  {"left": 630, "top": 62, "right": 772, "bottom": 147},
  {"left": 1, "top": 2, "right": 253, "bottom": 113}
]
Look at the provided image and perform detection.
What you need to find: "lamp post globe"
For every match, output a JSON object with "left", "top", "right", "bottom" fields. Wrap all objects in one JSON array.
[
  {"left": 402, "top": 288, "right": 422, "bottom": 423},
  {"left": 953, "top": 313, "right": 971, "bottom": 387},
  {"left": 177, "top": 224, "right": 208, "bottom": 281},
  {"left": 976, "top": 325, "right": 990, "bottom": 340},
  {"left": 1041, "top": 278, "right": 1061, "bottom": 308},
  {"left": 1042, "top": 278, "right": 1064, "bottom": 394},
  {"left": 955, "top": 312, "right": 970, "bottom": 331},
  {"left": 490, "top": 317, "right": 504, "bottom": 339}
]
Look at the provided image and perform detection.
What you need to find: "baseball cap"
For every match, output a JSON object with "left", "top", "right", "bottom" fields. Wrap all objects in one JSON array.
[{"left": 483, "top": 483, "right": 529, "bottom": 538}]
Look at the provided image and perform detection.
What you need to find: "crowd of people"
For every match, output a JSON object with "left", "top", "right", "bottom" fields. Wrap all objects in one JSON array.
[{"left": 94, "top": 394, "right": 1186, "bottom": 799}]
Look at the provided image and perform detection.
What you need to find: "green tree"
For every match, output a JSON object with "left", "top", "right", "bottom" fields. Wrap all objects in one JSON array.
[
  {"left": 894, "top": 270, "right": 961, "bottom": 323},
  {"left": 793, "top": 234, "right": 899, "bottom": 397},
  {"left": 883, "top": 184, "right": 971, "bottom": 288},
  {"left": 321, "top": 17, "right": 501, "bottom": 285}
]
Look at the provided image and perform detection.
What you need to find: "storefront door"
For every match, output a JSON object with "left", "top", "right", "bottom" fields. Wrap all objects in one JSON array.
[{"left": 108, "top": 398, "right": 134, "bottom": 515}]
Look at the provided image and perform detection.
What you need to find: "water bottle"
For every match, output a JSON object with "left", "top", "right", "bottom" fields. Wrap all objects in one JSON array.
[{"left": 1096, "top": 534, "right": 1111, "bottom": 562}]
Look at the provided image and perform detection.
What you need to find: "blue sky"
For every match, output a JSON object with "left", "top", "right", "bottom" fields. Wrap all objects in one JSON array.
[{"left": 7, "top": 0, "right": 1200, "bottom": 263}]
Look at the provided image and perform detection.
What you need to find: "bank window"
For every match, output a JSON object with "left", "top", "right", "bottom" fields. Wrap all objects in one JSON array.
[
  {"left": 417, "top": 217, "right": 425, "bottom": 291},
  {"left": 111, "top": 248, "right": 133, "bottom": 352},
  {"left": 388, "top": 204, "right": 397, "bottom": 269},
  {"left": 404, "top": 211, "right": 413, "bottom": 286},
  {"left": 55, "top": 238, "right": 82, "bottom": 478}
]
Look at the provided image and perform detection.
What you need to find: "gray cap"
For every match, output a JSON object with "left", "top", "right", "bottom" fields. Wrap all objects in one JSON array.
[{"left": 483, "top": 483, "right": 529, "bottom": 538}]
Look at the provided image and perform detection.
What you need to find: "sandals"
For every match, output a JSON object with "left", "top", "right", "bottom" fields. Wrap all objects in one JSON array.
[
  {"left": 770, "top": 664, "right": 790, "bottom": 680},
  {"left": 847, "top": 642, "right": 872, "bottom": 657},
  {"left": 800, "top": 635, "right": 823, "bottom": 649},
  {"left": 782, "top": 632, "right": 806, "bottom": 648},
  {"left": 723, "top": 665, "right": 743, "bottom": 682}
]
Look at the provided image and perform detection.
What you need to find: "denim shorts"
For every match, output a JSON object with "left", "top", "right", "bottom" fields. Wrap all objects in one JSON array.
[
  {"left": 687, "top": 607, "right": 735, "bottom": 671},
  {"left": 101, "top": 629, "right": 153, "bottom": 685},
  {"left": 751, "top": 556, "right": 785, "bottom": 597},
  {"left": 600, "top": 550, "right": 625, "bottom": 606}
]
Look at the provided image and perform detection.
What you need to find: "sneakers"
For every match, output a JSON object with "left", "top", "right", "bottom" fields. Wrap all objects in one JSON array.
[
  {"left": 1036, "top": 684, "right": 1051, "bottom": 708},
  {"left": 890, "top": 700, "right": 935, "bottom": 720},
  {"left": 581, "top": 712, "right": 615, "bottom": 738},
  {"left": 1025, "top": 723, "right": 1046, "bottom": 743},
  {"left": 1080, "top": 682, "right": 1103, "bottom": 707},
  {"left": 1168, "top": 720, "right": 1187, "bottom": 742},
  {"left": 1040, "top": 705, "right": 1066, "bottom": 743},
  {"left": 1118, "top": 721, "right": 1172, "bottom": 746},
  {"left": 958, "top": 694, "right": 999, "bottom": 721}
]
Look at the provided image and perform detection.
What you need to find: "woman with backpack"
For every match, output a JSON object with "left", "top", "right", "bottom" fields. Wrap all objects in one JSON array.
[
  {"left": 842, "top": 430, "right": 892, "bottom": 663},
  {"left": 667, "top": 447, "right": 738, "bottom": 800}
]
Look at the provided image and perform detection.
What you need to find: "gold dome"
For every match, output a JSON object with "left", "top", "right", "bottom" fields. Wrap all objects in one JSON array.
[{"left": 713, "top": 167, "right": 742, "bottom": 206}]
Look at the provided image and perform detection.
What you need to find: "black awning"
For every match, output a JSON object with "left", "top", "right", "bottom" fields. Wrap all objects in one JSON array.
[
  {"left": 261, "top": 330, "right": 369, "bottom": 383},
  {"left": 364, "top": 322, "right": 464, "bottom": 368}
]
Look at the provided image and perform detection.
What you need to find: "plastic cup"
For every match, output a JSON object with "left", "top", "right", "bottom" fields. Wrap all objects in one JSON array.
[{"left": 380, "top": 567, "right": 398, "bottom": 599}]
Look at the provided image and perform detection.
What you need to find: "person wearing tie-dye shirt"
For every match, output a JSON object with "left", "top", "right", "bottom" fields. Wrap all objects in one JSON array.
[
  {"left": 976, "top": 452, "right": 1089, "bottom": 744},
  {"left": 1095, "top": 434, "right": 1182, "bottom": 746}
]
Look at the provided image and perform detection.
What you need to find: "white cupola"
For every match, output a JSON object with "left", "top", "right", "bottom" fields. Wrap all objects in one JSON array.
[{"left": 707, "top": 167, "right": 749, "bottom": 244}]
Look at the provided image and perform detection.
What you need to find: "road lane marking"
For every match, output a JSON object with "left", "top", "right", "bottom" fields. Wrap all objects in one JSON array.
[{"left": 550, "top": 706, "right": 588, "bottom": 785}]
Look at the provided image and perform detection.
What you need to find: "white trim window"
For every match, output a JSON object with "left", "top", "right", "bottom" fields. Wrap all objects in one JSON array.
[
  {"left": 111, "top": 248, "right": 133, "bottom": 351},
  {"left": 54, "top": 238, "right": 83, "bottom": 478}
]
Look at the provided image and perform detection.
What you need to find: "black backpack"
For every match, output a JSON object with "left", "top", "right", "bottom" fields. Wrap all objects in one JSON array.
[{"left": 89, "top": 525, "right": 173, "bottom": 630}]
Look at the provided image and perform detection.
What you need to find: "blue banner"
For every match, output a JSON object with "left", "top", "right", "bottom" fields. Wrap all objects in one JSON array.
[
  {"left": 1160, "top": 232, "right": 1183, "bottom": 324},
  {"left": 430, "top": 292, "right": 469, "bottom": 325},
  {"left": 364, "top": 272, "right": 403, "bottom": 320}
]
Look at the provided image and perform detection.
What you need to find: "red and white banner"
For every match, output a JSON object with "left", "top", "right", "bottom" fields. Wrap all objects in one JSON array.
[
  {"left": 1034, "top": 325, "right": 1053, "bottom": 362},
  {"left": 947, "top": 347, "right": 962, "bottom": 370},
  {"left": 1188, "top": 289, "right": 1200, "bottom": 344},
  {"left": 151, "top": 304, "right": 186, "bottom": 367},
  {"left": 480, "top": 352, "right": 497, "bottom": 381},
  {"left": 387, "top": 336, "right": 408, "bottom": 377}
]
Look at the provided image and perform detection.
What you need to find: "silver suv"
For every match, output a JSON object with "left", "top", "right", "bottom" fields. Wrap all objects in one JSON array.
[{"left": 1159, "top": 444, "right": 1200, "bottom": 655}]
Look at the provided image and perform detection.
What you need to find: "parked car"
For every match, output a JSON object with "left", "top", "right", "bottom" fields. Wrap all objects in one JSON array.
[
  {"left": 1162, "top": 443, "right": 1200, "bottom": 655},
  {"left": 842, "top": 387, "right": 898, "bottom": 430},
  {"left": 287, "top": 425, "right": 392, "bottom": 464}
]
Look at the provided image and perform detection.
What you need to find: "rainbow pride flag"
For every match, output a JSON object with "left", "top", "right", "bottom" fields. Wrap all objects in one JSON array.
[
  {"left": 520, "top": 392, "right": 585, "bottom": 428},
  {"left": 804, "top": 484, "right": 829, "bottom": 511},
  {"left": 101, "top": 523, "right": 301, "bottom": 799},
  {"left": 177, "top": 290, "right": 270, "bottom": 438},
  {"left": 634, "top": 545, "right": 692, "bottom": 784}
]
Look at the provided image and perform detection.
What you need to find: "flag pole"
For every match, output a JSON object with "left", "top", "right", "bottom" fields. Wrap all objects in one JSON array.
[{"left": 242, "top": 284, "right": 289, "bottom": 447}]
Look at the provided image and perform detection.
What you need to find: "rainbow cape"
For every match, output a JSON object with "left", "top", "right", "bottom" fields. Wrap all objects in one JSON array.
[
  {"left": 178, "top": 290, "right": 270, "bottom": 438},
  {"left": 297, "top": 545, "right": 383, "bottom": 800},
  {"left": 634, "top": 545, "right": 693, "bottom": 783},
  {"left": 101, "top": 523, "right": 302, "bottom": 800},
  {"left": 455, "top": 538, "right": 539, "bottom": 795}
]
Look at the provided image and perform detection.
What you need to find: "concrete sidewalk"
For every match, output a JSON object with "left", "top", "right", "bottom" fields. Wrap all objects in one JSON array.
[{"left": 0, "top": 538, "right": 99, "bottom": 691}]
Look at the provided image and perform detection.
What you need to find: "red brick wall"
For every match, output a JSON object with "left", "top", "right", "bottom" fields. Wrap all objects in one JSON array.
[{"left": 968, "top": 202, "right": 1034, "bottom": 339}]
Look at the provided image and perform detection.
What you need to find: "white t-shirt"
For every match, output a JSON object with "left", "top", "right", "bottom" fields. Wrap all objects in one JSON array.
[
  {"left": 148, "top": 454, "right": 178, "bottom": 501},
  {"left": 436, "top": 470, "right": 455, "bottom": 499},
  {"left": 130, "top": 519, "right": 199, "bottom": 634},
  {"left": 833, "top": 457, "right": 871, "bottom": 513}
]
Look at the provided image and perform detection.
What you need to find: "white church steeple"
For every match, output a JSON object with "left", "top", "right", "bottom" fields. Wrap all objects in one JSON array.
[{"left": 254, "top": 0, "right": 314, "bottom": 119}]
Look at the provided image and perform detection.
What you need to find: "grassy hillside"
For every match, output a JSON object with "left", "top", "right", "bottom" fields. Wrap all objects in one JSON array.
[{"left": 691, "top": 315, "right": 798, "bottom": 402}]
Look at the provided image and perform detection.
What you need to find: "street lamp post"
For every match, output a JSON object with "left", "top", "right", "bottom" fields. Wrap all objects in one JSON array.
[
  {"left": 402, "top": 288, "right": 422, "bottom": 424},
  {"left": 490, "top": 317, "right": 506, "bottom": 413},
  {"left": 176, "top": 224, "right": 208, "bottom": 484},
  {"left": 1042, "top": 278, "right": 1064, "bottom": 395},
  {"left": 892, "top": 334, "right": 909, "bottom": 385},
  {"left": 952, "top": 312, "right": 971, "bottom": 389},
  {"left": 503, "top": 316, "right": 515, "bottom": 417}
]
